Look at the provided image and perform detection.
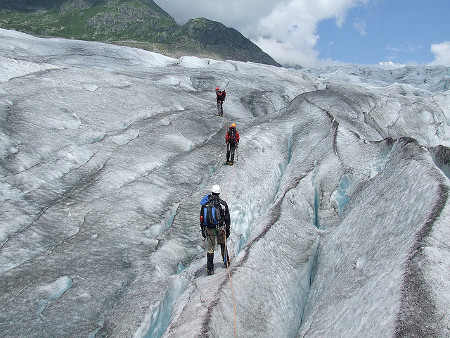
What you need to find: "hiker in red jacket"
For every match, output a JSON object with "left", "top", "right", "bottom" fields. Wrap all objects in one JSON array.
[
  {"left": 225, "top": 123, "right": 239, "bottom": 165},
  {"left": 215, "top": 87, "right": 226, "bottom": 116}
]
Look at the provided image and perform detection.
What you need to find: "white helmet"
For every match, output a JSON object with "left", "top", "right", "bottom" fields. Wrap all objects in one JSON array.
[{"left": 211, "top": 184, "right": 221, "bottom": 194}]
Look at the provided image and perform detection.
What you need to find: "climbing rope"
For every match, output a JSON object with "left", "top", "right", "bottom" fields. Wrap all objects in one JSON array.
[{"left": 221, "top": 112, "right": 238, "bottom": 338}]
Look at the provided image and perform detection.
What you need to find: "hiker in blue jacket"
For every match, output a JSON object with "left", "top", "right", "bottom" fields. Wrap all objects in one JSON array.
[{"left": 200, "top": 184, "right": 231, "bottom": 275}]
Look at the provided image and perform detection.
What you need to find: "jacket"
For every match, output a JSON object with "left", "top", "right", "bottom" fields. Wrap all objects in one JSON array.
[
  {"left": 225, "top": 127, "right": 240, "bottom": 144},
  {"left": 216, "top": 90, "right": 226, "bottom": 102}
]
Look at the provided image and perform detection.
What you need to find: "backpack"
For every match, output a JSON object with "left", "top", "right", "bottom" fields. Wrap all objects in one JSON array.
[
  {"left": 228, "top": 127, "right": 236, "bottom": 142},
  {"left": 201, "top": 195, "right": 223, "bottom": 228}
]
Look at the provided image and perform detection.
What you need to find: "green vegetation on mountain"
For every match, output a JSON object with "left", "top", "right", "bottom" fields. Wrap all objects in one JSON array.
[{"left": 0, "top": 0, "right": 280, "bottom": 66}]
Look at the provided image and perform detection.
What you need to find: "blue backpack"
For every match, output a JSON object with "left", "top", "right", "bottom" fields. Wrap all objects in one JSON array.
[{"left": 201, "top": 195, "right": 222, "bottom": 228}]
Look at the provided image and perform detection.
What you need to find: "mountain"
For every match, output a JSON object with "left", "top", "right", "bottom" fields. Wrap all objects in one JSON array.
[
  {"left": 171, "top": 18, "right": 280, "bottom": 66},
  {"left": 0, "top": 0, "right": 280, "bottom": 66},
  {"left": 0, "top": 29, "right": 449, "bottom": 337}
]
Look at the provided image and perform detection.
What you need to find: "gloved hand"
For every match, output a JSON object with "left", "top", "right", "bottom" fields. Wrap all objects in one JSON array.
[{"left": 201, "top": 227, "right": 206, "bottom": 239}]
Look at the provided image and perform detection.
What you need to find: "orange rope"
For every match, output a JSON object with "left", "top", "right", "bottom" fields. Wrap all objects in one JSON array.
[{"left": 221, "top": 112, "right": 238, "bottom": 338}]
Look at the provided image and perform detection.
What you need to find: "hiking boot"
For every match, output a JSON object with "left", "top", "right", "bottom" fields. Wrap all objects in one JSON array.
[{"left": 207, "top": 252, "right": 214, "bottom": 275}]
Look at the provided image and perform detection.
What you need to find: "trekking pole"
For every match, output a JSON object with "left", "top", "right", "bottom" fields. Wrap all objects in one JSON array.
[{"left": 223, "top": 230, "right": 229, "bottom": 266}]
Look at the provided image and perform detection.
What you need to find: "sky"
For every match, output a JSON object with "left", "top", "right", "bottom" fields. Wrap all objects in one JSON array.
[{"left": 153, "top": 0, "right": 450, "bottom": 67}]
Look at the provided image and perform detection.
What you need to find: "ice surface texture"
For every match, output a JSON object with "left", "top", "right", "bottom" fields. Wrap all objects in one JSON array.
[{"left": 0, "top": 29, "right": 449, "bottom": 337}]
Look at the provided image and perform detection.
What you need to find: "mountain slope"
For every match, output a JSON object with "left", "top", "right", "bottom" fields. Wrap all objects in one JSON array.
[
  {"left": 0, "top": 0, "right": 280, "bottom": 66},
  {"left": 173, "top": 18, "right": 280, "bottom": 66}
]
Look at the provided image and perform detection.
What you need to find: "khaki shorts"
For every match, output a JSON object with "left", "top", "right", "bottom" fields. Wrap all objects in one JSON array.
[{"left": 205, "top": 227, "right": 225, "bottom": 253}]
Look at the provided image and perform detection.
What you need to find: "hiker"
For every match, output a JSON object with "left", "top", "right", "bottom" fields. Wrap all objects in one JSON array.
[
  {"left": 215, "top": 87, "right": 226, "bottom": 116},
  {"left": 200, "top": 184, "right": 231, "bottom": 275},
  {"left": 225, "top": 123, "right": 240, "bottom": 165}
]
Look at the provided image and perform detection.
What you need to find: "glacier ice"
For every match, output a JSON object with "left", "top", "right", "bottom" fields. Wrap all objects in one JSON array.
[{"left": 0, "top": 28, "right": 449, "bottom": 337}]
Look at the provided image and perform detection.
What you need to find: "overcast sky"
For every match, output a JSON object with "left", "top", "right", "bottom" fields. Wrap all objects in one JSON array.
[{"left": 153, "top": 0, "right": 450, "bottom": 67}]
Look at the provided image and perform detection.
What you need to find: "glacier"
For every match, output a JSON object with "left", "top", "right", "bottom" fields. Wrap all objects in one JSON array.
[{"left": 0, "top": 28, "right": 449, "bottom": 337}]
